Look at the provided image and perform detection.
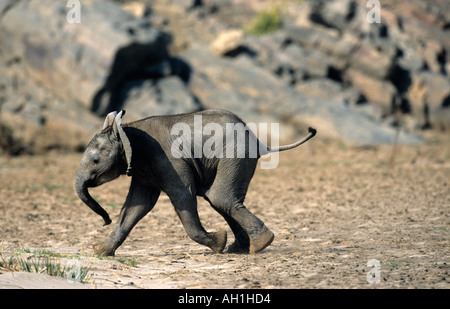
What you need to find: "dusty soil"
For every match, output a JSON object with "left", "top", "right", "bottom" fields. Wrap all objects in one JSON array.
[{"left": 0, "top": 136, "right": 449, "bottom": 289}]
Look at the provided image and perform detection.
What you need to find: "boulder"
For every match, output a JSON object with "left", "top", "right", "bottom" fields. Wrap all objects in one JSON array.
[
  {"left": 295, "top": 78, "right": 363, "bottom": 106},
  {"left": 344, "top": 0, "right": 387, "bottom": 39},
  {"left": 244, "top": 31, "right": 336, "bottom": 85},
  {"left": 0, "top": 0, "right": 171, "bottom": 111},
  {"left": 309, "top": 0, "right": 357, "bottom": 31},
  {"left": 419, "top": 39, "right": 446, "bottom": 74},
  {"left": 348, "top": 43, "right": 395, "bottom": 80},
  {"left": 396, "top": 40, "right": 427, "bottom": 73},
  {"left": 0, "top": 55, "right": 100, "bottom": 155},
  {"left": 407, "top": 72, "right": 450, "bottom": 130},
  {"left": 284, "top": 25, "right": 342, "bottom": 57},
  {"left": 210, "top": 29, "right": 244, "bottom": 56},
  {"left": 122, "top": 1, "right": 151, "bottom": 18},
  {"left": 345, "top": 68, "right": 398, "bottom": 113},
  {"left": 121, "top": 76, "right": 201, "bottom": 122}
]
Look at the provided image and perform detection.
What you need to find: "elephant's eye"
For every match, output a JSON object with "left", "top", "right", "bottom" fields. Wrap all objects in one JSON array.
[{"left": 89, "top": 151, "right": 100, "bottom": 166}]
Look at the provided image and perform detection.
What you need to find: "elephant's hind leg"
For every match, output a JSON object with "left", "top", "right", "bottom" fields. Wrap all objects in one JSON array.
[
  {"left": 170, "top": 192, "right": 227, "bottom": 253},
  {"left": 204, "top": 197, "right": 250, "bottom": 253},
  {"left": 205, "top": 159, "right": 274, "bottom": 254},
  {"left": 205, "top": 193, "right": 274, "bottom": 254},
  {"left": 229, "top": 203, "right": 274, "bottom": 254}
]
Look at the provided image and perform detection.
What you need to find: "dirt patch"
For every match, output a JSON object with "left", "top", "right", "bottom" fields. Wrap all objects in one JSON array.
[{"left": 0, "top": 137, "right": 449, "bottom": 289}]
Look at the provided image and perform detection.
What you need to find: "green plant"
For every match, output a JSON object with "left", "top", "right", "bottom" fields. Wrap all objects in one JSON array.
[
  {"left": 384, "top": 260, "right": 409, "bottom": 269},
  {"left": 32, "top": 249, "right": 62, "bottom": 257},
  {"left": 95, "top": 255, "right": 137, "bottom": 267},
  {"left": 245, "top": 7, "right": 282, "bottom": 36},
  {"left": 120, "top": 257, "right": 137, "bottom": 267},
  {"left": 0, "top": 252, "right": 90, "bottom": 282}
]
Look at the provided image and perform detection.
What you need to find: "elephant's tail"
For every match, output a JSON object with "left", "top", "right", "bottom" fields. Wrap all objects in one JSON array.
[{"left": 266, "top": 127, "right": 317, "bottom": 153}]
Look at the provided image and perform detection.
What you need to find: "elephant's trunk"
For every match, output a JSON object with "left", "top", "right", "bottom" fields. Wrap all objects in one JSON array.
[{"left": 75, "top": 174, "right": 112, "bottom": 226}]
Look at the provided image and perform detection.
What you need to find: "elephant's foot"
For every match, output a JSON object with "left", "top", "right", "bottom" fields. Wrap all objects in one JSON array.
[
  {"left": 92, "top": 241, "right": 116, "bottom": 256},
  {"left": 207, "top": 230, "right": 227, "bottom": 253},
  {"left": 249, "top": 228, "right": 274, "bottom": 254}
]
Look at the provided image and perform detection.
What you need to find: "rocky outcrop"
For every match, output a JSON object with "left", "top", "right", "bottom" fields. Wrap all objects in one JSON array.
[
  {"left": 235, "top": 0, "right": 449, "bottom": 133},
  {"left": 183, "top": 44, "right": 421, "bottom": 145},
  {"left": 288, "top": 0, "right": 450, "bottom": 129},
  {"left": 0, "top": 0, "right": 449, "bottom": 154}
]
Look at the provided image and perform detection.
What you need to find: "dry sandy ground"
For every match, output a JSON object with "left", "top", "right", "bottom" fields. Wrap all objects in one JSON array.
[{"left": 0, "top": 135, "right": 449, "bottom": 289}]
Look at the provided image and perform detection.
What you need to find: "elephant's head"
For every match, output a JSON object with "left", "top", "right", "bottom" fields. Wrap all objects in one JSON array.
[{"left": 75, "top": 110, "right": 132, "bottom": 225}]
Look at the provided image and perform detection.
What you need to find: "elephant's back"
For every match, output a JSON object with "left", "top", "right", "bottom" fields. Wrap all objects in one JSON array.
[{"left": 129, "top": 109, "right": 244, "bottom": 130}]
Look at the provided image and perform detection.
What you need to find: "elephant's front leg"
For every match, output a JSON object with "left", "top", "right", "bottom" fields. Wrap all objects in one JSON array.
[{"left": 93, "top": 179, "right": 160, "bottom": 256}]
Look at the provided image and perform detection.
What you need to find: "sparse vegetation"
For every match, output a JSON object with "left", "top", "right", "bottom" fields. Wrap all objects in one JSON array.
[
  {"left": 0, "top": 248, "right": 90, "bottom": 282},
  {"left": 244, "top": 7, "right": 282, "bottom": 36},
  {"left": 95, "top": 254, "right": 137, "bottom": 267}
]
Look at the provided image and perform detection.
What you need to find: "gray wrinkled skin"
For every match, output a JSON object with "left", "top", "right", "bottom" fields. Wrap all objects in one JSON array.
[{"left": 75, "top": 109, "right": 316, "bottom": 256}]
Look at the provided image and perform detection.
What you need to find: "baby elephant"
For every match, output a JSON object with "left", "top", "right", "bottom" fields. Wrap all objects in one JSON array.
[{"left": 75, "top": 109, "right": 316, "bottom": 256}]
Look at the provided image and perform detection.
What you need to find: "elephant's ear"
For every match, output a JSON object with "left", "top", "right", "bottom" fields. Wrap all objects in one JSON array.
[
  {"left": 103, "top": 111, "right": 118, "bottom": 129},
  {"left": 113, "top": 110, "right": 133, "bottom": 176}
]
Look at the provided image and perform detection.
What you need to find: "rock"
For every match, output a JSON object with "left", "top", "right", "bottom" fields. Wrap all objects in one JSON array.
[
  {"left": 284, "top": 25, "right": 341, "bottom": 57},
  {"left": 294, "top": 0, "right": 315, "bottom": 28},
  {"left": 122, "top": 1, "right": 150, "bottom": 18},
  {"left": 395, "top": 39, "right": 426, "bottom": 73},
  {"left": 419, "top": 39, "right": 446, "bottom": 74},
  {"left": 406, "top": 75, "right": 428, "bottom": 127},
  {"left": 286, "top": 98, "right": 421, "bottom": 145},
  {"left": 0, "top": 99, "right": 100, "bottom": 155},
  {"left": 348, "top": 43, "right": 395, "bottom": 80},
  {"left": 0, "top": 0, "right": 171, "bottom": 111},
  {"left": 310, "top": 0, "right": 357, "bottom": 31},
  {"left": 345, "top": 0, "right": 387, "bottom": 39},
  {"left": 0, "top": 55, "right": 100, "bottom": 155},
  {"left": 413, "top": 72, "right": 450, "bottom": 109},
  {"left": 301, "top": 0, "right": 387, "bottom": 40},
  {"left": 330, "top": 32, "right": 361, "bottom": 59},
  {"left": 210, "top": 29, "right": 244, "bottom": 56},
  {"left": 296, "top": 78, "right": 364, "bottom": 106},
  {"left": 169, "top": 0, "right": 202, "bottom": 12},
  {"left": 243, "top": 31, "right": 291, "bottom": 74},
  {"left": 284, "top": 23, "right": 362, "bottom": 66},
  {"left": 301, "top": 49, "right": 333, "bottom": 79},
  {"left": 407, "top": 72, "right": 450, "bottom": 130},
  {"left": 199, "top": 0, "right": 230, "bottom": 14},
  {"left": 345, "top": 68, "right": 398, "bottom": 113},
  {"left": 244, "top": 31, "right": 337, "bottom": 85},
  {"left": 121, "top": 76, "right": 201, "bottom": 122}
]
